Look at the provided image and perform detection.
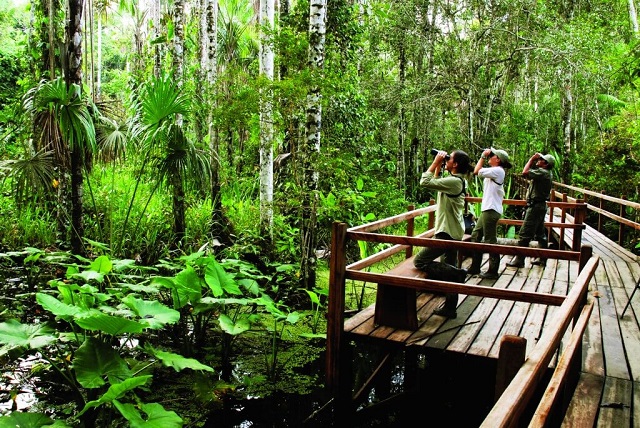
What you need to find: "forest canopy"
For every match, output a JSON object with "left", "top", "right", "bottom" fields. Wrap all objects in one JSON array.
[{"left": 0, "top": 0, "right": 639, "bottom": 264}]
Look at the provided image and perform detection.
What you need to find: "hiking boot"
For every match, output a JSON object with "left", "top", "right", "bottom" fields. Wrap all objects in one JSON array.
[
  {"left": 433, "top": 293, "right": 458, "bottom": 319},
  {"left": 433, "top": 306, "right": 457, "bottom": 319},
  {"left": 479, "top": 271, "right": 499, "bottom": 279},
  {"left": 467, "top": 254, "right": 482, "bottom": 275},
  {"left": 467, "top": 267, "right": 481, "bottom": 275},
  {"left": 507, "top": 256, "right": 525, "bottom": 268}
]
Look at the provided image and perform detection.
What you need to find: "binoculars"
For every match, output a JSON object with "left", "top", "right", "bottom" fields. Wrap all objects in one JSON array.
[{"left": 430, "top": 149, "right": 451, "bottom": 161}]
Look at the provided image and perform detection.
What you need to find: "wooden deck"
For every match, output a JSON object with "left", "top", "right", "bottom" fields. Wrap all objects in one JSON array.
[
  {"left": 556, "top": 217, "right": 640, "bottom": 427},
  {"left": 325, "top": 201, "right": 640, "bottom": 427}
]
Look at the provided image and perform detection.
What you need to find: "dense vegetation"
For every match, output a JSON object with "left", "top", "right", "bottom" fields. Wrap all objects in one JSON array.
[{"left": 0, "top": 0, "right": 639, "bottom": 425}]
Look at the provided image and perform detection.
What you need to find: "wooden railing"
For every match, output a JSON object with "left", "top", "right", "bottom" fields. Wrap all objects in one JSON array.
[
  {"left": 513, "top": 176, "right": 640, "bottom": 251},
  {"left": 326, "top": 198, "right": 597, "bottom": 426},
  {"left": 480, "top": 256, "right": 599, "bottom": 427}
]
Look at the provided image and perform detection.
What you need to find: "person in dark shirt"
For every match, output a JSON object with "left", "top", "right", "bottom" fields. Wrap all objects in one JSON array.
[{"left": 507, "top": 152, "right": 555, "bottom": 268}]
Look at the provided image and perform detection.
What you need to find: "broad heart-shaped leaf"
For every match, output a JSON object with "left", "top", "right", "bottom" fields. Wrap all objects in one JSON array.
[
  {"left": 218, "top": 314, "right": 251, "bottom": 336},
  {"left": 72, "top": 269, "right": 104, "bottom": 283},
  {"left": 204, "top": 259, "right": 242, "bottom": 297},
  {"left": 74, "top": 312, "right": 144, "bottom": 335},
  {"left": 145, "top": 345, "right": 214, "bottom": 372},
  {"left": 89, "top": 255, "right": 113, "bottom": 274},
  {"left": 121, "top": 296, "right": 180, "bottom": 329},
  {"left": 74, "top": 337, "right": 132, "bottom": 388},
  {"left": 113, "top": 401, "right": 183, "bottom": 428},
  {"left": 0, "top": 411, "right": 71, "bottom": 427},
  {"left": 170, "top": 266, "right": 203, "bottom": 309},
  {"left": 0, "top": 320, "right": 57, "bottom": 355},
  {"left": 80, "top": 375, "right": 152, "bottom": 415},
  {"left": 36, "top": 293, "right": 82, "bottom": 319}
]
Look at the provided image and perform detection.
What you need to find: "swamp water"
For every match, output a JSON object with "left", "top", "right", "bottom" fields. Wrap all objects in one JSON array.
[{"left": 0, "top": 269, "right": 495, "bottom": 427}]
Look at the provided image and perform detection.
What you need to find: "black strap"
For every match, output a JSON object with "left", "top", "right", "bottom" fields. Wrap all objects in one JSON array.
[{"left": 445, "top": 176, "right": 466, "bottom": 198}]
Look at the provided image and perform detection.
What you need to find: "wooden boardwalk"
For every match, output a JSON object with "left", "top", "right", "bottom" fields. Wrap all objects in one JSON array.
[
  {"left": 325, "top": 202, "right": 640, "bottom": 427},
  {"left": 556, "top": 218, "right": 640, "bottom": 427}
]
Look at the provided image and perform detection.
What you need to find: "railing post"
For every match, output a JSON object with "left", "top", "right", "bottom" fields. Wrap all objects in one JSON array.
[
  {"left": 619, "top": 196, "right": 626, "bottom": 246},
  {"left": 578, "top": 245, "right": 593, "bottom": 305},
  {"left": 598, "top": 191, "right": 604, "bottom": 233},
  {"left": 428, "top": 199, "right": 435, "bottom": 230},
  {"left": 326, "top": 222, "right": 349, "bottom": 403},
  {"left": 406, "top": 204, "right": 415, "bottom": 259},
  {"left": 573, "top": 199, "right": 586, "bottom": 251}
]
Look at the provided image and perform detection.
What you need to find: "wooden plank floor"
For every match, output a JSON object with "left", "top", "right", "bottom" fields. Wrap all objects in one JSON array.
[{"left": 342, "top": 217, "right": 640, "bottom": 427}]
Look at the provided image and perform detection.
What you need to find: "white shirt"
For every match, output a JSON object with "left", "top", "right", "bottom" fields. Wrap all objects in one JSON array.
[{"left": 478, "top": 166, "right": 505, "bottom": 214}]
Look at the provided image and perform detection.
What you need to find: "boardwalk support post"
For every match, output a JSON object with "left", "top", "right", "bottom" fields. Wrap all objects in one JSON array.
[
  {"left": 495, "top": 335, "right": 527, "bottom": 401},
  {"left": 326, "top": 222, "right": 352, "bottom": 417}
]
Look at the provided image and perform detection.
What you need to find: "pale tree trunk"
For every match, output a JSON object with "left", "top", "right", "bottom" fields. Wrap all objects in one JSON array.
[
  {"left": 259, "top": 0, "right": 275, "bottom": 241},
  {"left": 172, "top": 0, "right": 185, "bottom": 87},
  {"left": 398, "top": 44, "right": 406, "bottom": 191},
  {"left": 96, "top": 12, "right": 102, "bottom": 98},
  {"left": 196, "top": 0, "right": 208, "bottom": 143},
  {"left": 48, "top": 0, "right": 56, "bottom": 78},
  {"left": 300, "top": 0, "right": 326, "bottom": 289},
  {"left": 205, "top": 0, "right": 230, "bottom": 246},
  {"left": 67, "top": 0, "right": 86, "bottom": 256},
  {"left": 561, "top": 77, "right": 573, "bottom": 183},
  {"left": 152, "top": 0, "right": 162, "bottom": 77},
  {"left": 628, "top": 0, "right": 639, "bottom": 35}
]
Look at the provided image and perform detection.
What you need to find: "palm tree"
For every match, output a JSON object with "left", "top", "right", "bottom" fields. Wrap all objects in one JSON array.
[
  {"left": 123, "top": 76, "right": 211, "bottom": 252},
  {"left": 22, "top": 78, "right": 97, "bottom": 254}
]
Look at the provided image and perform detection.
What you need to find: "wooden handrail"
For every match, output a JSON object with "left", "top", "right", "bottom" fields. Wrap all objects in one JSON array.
[
  {"left": 552, "top": 181, "right": 640, "bottom": 209},
  {"left": 479, "top": 255, "right": 600, "bottom": 427},
  {"left": 528, "top": 301, "right": 595, "bottom": 427}
]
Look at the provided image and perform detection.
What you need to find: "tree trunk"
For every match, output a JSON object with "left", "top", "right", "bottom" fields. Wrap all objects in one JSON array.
[
  {"left": 67, "top": 0, "right": 85, "bottom": 256},
  {"left": 300, "top": 0, "right": 326, "bottom": 289},
  {"left": 561, "top": 78, "right": 573, "bottom": 183},
  {"left": 259, "top": 0, "right": 275, "bottom": 242}
]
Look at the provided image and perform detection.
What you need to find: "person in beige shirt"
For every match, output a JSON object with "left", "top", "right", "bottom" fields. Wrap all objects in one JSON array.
[{"left": 414, "top": 149, "right": 472, "bottom": 319}]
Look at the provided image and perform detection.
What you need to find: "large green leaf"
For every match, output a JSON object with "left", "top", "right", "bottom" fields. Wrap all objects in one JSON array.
[
  {"left": 121, "top": 296, "right": 180, "bottom": 329},
  {"left": 74, "top": 312, "right": 144, "bottom": 335},
  {"left": 36, "top": 293, "right": 83, "bottom": 319},
  {"left": 80, "top": 376, "right": 152, "bottom": 414},
  {"left": 113, "top": 401, "right": 183, "bottom": 428},
  {"left": 0, "top": 411, "right": 70, "bottom": 427},
  {"left": 204, "top": 258, "right": 241, "bottom": 297},
  {"left": 170, "top": 266, "right": 203, "bottom": 309},
  {"left": 74, "top": 337, "right": 132, "bottom": 388},
  {"left": 0, "top": 320, "right": 57, "bottom": 355},
  {"left": 145, "top": 345, "right": 214, "bottom": 372},
  {"left": 218, "top": 314, "right": 251, "bottom": 336}
]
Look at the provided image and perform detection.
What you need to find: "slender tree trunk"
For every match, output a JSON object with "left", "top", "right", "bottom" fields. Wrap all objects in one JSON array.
[
  {"left": 96, "top": 12, "right": 102, "bottom": 98},
  {"left": 152, "top": 0, "right": 162, "bottom": 78},
  {"left": 171, "top": 172, "right": 187, "bottom": 245},
  {"left": 300, "top": 0, "right": 326, "bottom": 289},
  {"left": 628, "top": 0, "right": 639, "bottom": 35},
  {"left": 67, "top": 0, "right": 86, "bottom": 256},
  {"left": 259, "top": 0, "right": 275, "bottom": 242},
  {"left": 561, "top": 77, "right": 573, "bottom": 183},
  {"left": 172, "top": 0, "right": 185, "bottom": 88}
]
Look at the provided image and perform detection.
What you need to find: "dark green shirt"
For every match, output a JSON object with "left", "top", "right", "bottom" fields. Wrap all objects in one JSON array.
[{"left": 524, "top": 167, "right": 553, "bottom": 203}]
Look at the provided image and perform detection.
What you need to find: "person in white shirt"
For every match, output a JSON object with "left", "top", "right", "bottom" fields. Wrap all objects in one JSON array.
[{"left": 467, "top": 147, "right": 512, "bottom": 279}]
